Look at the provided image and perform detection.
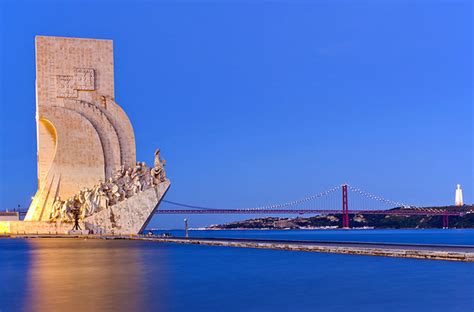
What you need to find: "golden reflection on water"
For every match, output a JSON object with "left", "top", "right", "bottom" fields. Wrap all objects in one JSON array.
[{"left": 23, "top": 239, "right": 169, "bottom": 311}]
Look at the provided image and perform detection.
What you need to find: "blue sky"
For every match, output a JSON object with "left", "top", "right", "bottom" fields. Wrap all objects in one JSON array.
[{"left": 0, "top": 0, "right": 472, "bottom": 228}]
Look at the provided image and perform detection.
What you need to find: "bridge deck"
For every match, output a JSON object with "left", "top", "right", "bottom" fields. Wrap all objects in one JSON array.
[{"left": 154, "top": 209, "right": 465, "bottom": 216}]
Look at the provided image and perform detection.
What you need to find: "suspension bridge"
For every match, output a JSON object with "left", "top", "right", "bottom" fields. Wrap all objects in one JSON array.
[
  {"left": 6, "top": 184, "right": 467, "bottom": 229},
  {"left": 156, "top": 184, "right": 466, "bottom": 229}
]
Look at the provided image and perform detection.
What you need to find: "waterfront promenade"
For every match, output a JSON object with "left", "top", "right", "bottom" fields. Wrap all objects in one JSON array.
[{"left": 2, "top": 234, "right": 473, "bottom": 262}]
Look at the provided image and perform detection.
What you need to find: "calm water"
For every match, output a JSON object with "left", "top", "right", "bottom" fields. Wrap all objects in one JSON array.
[
  {"left": 151, "top": 228, "right": 474, "bottom": 245},
  {"left": 1, "top": 230, "right": 473, "bottom": 311}
]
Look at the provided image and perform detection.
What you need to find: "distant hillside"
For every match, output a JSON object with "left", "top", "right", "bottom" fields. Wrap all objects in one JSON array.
[{"left": 208, "top": 205, "right": 474, "bottom": 229}]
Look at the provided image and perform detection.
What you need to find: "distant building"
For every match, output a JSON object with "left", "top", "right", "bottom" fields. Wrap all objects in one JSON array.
[
  {"left": 0, "top": 212, "right": 20, "bottom": 221},
  {"left": 455, "top": 184, "right": 463, "bottom": 206}
]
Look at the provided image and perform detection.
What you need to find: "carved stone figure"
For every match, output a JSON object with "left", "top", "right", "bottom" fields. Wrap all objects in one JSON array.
[
  {"left": 113, "top": 165, "right": 125, "bottom": 181},
  {"left": 50, "top": 197, "right": 62, "bottom": 221},
  {"left": 151, "top": 149, "right": 166, "bottom": 184},
  {"left": 59, "top": 199, "right": 73, "bottom": 222},
  {"left": 82, "top": 188, "right": 96, "bottom": 216},
  {"left": 132, "top": 176, "right": 142, "bottom": 194},
  {"left": 96, "top": 186, "right": 109, "bottom": 212},
  {"left": 156, "top": 150, "right": 166, "bottom": 168}
]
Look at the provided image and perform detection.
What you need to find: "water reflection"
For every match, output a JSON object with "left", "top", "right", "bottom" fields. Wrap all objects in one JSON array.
[
  {"left": 23, "top": 239, "right": 169, "bottom": 311},
  {"left": 2, "top": 234, "right": 474, "bottom": 311}
]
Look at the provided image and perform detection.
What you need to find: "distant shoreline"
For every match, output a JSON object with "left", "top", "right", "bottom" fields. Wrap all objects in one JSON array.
[
  {"left": 148, "top": 227, "right": 474, "bottom": 231},
  {"left": 203, "top": 206, "right": 474, "bottom": 230}
]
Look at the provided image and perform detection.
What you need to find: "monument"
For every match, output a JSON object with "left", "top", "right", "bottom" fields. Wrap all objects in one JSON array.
[
  {"left": 0, "top": 36, "right": 169, "bottom": 235},
  {"left": 455, "top": 184, "right": 463, "bottom": 207}
]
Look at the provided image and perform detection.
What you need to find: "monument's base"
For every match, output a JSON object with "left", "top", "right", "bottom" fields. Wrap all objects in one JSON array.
[
  {"left": 68, "top": 229, "right": 90, "bottom": 235},
  {"left": 0, "top": 180, "right": 170, "bottom": 235},
  {"left": 84, "top": 180, "right": 170, "bottom": 235},
  {"left": 0, "top": 220, "right": 72, "bottom": 235},
  {"left": 1, "top": 180, "right": 169, "bottom": 235}
]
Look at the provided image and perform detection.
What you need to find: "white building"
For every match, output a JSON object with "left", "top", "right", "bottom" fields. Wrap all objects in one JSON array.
[
  {"left": 455, "top": 184, "right": 463, "bottom": 206},
  {"left": 0, "top": 212, "right": 19, "bottom": 221}
]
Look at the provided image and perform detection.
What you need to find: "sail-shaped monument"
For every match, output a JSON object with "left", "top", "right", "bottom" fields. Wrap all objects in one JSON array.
[{"left": 0, "top": 36, "right": 169, "bottom": 235}]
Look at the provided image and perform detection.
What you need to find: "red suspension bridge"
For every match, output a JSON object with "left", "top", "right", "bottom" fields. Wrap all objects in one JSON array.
[
  {"left": 157, "top": 184, "right": 466, "bottom": 229},
  {"left": 5, "top": 184, "right": 467, "bottom": 229}
]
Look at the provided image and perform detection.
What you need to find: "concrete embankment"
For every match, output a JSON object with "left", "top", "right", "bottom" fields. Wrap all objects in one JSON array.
[
  {"left": 2, "top": 234, "right": 473, "bottom": 262},
  {"left": 135, "top": 237, "right": 474, "bottom": 262}
]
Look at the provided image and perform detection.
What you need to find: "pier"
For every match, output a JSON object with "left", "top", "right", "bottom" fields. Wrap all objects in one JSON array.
[
  {"left": 137, "top": 237, "right": 474, "bottom": 262},
  {"left": 2, "top": 234, "right": 473, "bottom": 262}
]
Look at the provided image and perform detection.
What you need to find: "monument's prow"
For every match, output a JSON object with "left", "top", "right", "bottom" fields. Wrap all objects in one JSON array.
[{"left": 0, "top": 36, "right": 169, "bottom": 235}]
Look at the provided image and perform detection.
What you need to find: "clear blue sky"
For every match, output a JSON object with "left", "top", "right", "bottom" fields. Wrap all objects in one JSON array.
[{"left": 0, "top": 0, "right": 472, "bottom": 228}]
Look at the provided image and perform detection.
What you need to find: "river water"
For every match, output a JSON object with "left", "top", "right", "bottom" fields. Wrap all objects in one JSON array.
[{"left": 1, "top": 229, "right": 473, "bottom": 311}]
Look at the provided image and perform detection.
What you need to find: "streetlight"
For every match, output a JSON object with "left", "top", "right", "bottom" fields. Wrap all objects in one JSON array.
[{"left": 184, "top": 218, "right": 189, "bottom": 238}]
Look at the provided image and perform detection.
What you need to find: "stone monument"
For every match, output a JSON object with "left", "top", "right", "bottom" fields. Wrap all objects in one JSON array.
[
  {"left": 0, "top": 36, "right": 170, "bottom": 235},
  {"left": 455, "top": 184, "right": 463, "bottom": 207}
]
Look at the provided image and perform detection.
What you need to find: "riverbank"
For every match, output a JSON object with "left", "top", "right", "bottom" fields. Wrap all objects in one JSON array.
[{"left": 207, "top": 207, "right": 474, "bottom": 230}]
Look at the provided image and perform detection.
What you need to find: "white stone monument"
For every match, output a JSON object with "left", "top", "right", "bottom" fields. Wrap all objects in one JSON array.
[
  {"left": 455, "top": 184, "right": 463, "bottom": 206},
  {"left": 0, "top": 36, "right": 170, "bottom": 235}
]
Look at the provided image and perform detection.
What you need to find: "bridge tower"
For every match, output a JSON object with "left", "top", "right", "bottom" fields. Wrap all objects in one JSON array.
[{"left": 342, "top": 184, "right": 349, "bottom": 229}]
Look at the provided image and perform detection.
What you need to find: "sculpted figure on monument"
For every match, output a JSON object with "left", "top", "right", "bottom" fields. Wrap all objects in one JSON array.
[
  {"left": 50, "top": 197, "right": 62, "bottom": 221},
  {"left": 154, "top": 149, "right": 164, "bottom": 168},
  {"left": 95, "top": 184, "right": 109, "bottom": 211},
  {"left": 111, "top": 182, "right": 121, "bottom": 204},
  {"left": 133, "top": 175, "right": 142, "bottom": 194},
  {"left": 141, "top": 168, "right": 152, "bottom": 189},
  {"left": 78, "top": 190, "right": 87, "bottom": 216},
  {"left": 104, "top": 177, "right": 115, "bottom": 206},
  {"left": 131, "top": 162, "right": 140, "bottom": 175},
  {"left": 82, "top": 188, "right": 96, "bottom": 216},
  {"left": 123, "top": 170, "right": 134, "bottom": 197},
  {"left": 151, "top": 149, "right": 166, "bottom": 184},
  {"left": 113, "top": 165, "right": 125, "bottom": 181},
  {"left": 60, "top": 198, "right": 73, "bottom": 222},
  {"left": 72, "top": 194, "right": 85, "bottom": 221}
]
